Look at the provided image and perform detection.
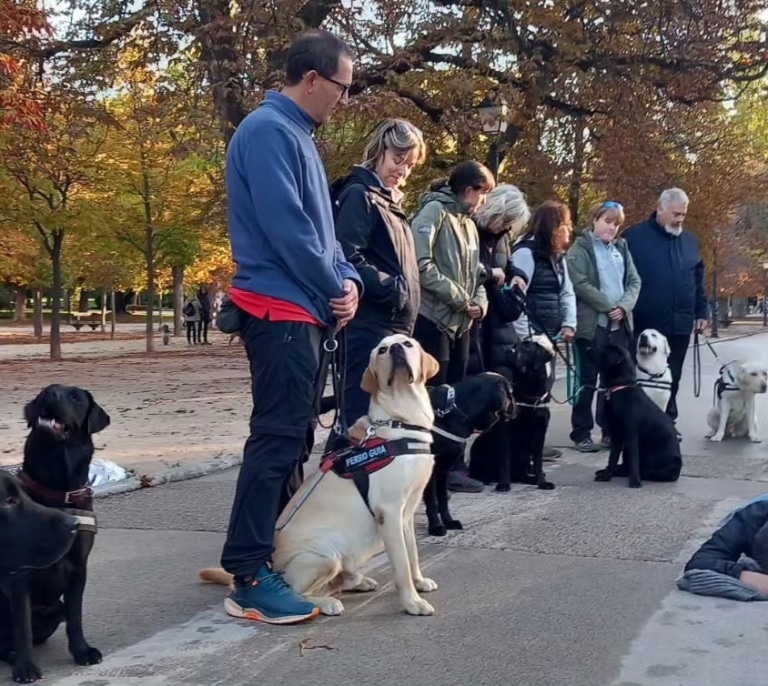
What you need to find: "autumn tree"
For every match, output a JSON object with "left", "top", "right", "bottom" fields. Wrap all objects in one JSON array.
[{"left": 0, "top": 89, "right": 107, "bottom": 358}]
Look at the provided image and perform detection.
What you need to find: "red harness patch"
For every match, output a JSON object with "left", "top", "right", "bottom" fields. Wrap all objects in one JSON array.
[{"left": 320, "top": 438, "right": 397, "bottom": 479}]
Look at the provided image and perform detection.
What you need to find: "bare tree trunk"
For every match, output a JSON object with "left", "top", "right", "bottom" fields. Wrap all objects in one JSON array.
[
  {"left": 12, "top": 289, "right": 26, "bottom": 321},
  {"left": 49, "top": 231, "right": 65, "bottom": 361},
  {"left": 143, "top": 170, "right": 155, "bottom": 354},
  {"left": 172, "top": 265, "right": 184, "bottom": 336},
  {"left": 101, "top": 287, "right": 107, "bottom": 333},
  {"left": 568, "top": 116, "right": 587, "bottom": 227},
  {"left": 157, "top": 290, "right": 164, "bottom": 331},
  {"left": 33, "top": 289, "right": 43, "bottom": 339},
  {"left": 110, "top": 288, "right": 116, "bottom": 340}
]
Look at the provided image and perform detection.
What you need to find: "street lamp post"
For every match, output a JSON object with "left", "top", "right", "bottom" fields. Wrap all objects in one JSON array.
[
  {"left": 763, "top": 261, "right": 768, "bottom": 328},
  {"left": 478, "top": 91, "right": 508, "bottom": 181},
  {"left": 711, "top": 242, "right": 719, "bottom": 338}
]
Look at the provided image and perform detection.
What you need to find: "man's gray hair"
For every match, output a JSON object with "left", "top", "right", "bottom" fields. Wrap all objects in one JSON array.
[
  {"left": 658, "top": 187, "right": 689, "bottom": 208},
  {"left": 474, "top": 183, "right": 531, "bottom": 237}
]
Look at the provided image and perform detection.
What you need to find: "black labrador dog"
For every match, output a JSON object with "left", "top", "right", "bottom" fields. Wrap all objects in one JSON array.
[
  {"left": 425, "top": 372, "right": 515, "bottom": 536},
  {"left": 0, "top": 384, "right": 111, "bottom": 683},
  {"left": 593, "top": 343, "right": 682, "bottom": 488},
  {"left": 469, "top": 338, "right": 556, "bottom": 492}
]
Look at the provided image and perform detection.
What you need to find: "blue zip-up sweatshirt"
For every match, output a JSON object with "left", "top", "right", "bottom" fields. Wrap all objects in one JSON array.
[
  {"left": 226, "top": 91, "right": 360, "bottom": 325},
  {"left": 623, "top": 213, "right": 707, "bottom": 337}
]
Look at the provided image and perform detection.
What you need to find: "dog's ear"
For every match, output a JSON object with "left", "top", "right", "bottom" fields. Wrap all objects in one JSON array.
[
  {"left": 662, "top": 337, "right": 671, "bottom": 359},
  {"left": 420, "top": 349, "right": 440, "bottom": 383},
  {"left": 361, "top": 365, "right": 379, "bottom": 395},
  {"left": 23, "top": 391, "right": 42, "bottom": 428},
  {"left": 85, "top": 392, "right": 111, "bottom": 435}
]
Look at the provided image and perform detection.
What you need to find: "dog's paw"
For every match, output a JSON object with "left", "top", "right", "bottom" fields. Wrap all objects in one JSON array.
[
  {"left": 414, "top": 577, "right": 438, "bottom": 593},
  {"left": 628, "top": 480, "right": 643, "bottom": 489},
  {"left": 350, "top": 575, "right": 379, "bottom": 592},
  {"left": 402, "top": 595, "right": 435, "bottom": 616},
  {"left": 709, "top": 434, "right": 724, "bottom": 443},
  {"left": 443, "top": 519, "right": 463, "bottom": 530},
  {"left": 538, "top": 481, "right": 555, "bottom": 490},
  {"left": 72, "top": 646, "right": 102, "bottom": 666},
  {"left": 749, "top": 434, "right": 763, "bottom": 443},
  {"left": 12, "top": 658, "right": 42, "bottom": 683},
  {"left": 594, "top": 469, "right": 612, "bottom": 482},
  {"left": 314, "top": 597, "right": 345, "bottom": 616},
  {"left": 494, "top": 482, "right": 511, "bottom": 492},
  {"left": 428, "top": 523, "right": 447, "bottom": 537}
]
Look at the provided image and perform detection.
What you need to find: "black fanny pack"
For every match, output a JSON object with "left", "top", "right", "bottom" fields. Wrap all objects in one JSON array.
[{"left": 217, "top": 296, "right": 244, "bottom": 334}]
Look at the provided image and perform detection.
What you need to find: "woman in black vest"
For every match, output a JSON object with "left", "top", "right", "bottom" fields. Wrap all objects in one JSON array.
[
  {"left": 331, "top": 119, "right": 426, "bottom": 429},
  {"left": 511, "top": 200, "right": 577, "bottom": 343}
]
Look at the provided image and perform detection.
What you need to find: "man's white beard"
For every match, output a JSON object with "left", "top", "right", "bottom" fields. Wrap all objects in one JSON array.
[{"left": 664, "top": 225, "right": 683, "bottom": 237}]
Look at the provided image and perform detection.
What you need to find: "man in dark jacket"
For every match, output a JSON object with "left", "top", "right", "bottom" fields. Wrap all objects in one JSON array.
[{"left": 623, "top": 188, "right": 708, "bottom": 434}]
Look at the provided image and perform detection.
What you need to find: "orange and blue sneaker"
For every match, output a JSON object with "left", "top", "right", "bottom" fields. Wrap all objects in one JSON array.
[{"left": 223, "top": 562, "right": 319, "bottom": 625}]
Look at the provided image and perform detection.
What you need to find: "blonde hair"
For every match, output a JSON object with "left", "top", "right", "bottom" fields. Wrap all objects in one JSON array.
[
  {"left": 474, "top": 183, "right": 531, "bottom": 237},
  {"left": 590, "top": 200, "right": 625, "bottom": 226},
  {"left": 362, "top": 119, "right": 427, "bottom": 168}
]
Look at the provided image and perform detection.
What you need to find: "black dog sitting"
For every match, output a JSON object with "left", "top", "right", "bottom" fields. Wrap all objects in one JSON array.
[
  {"left": 425, "top": 372, "right": 515, "bottom": 536},
  {"left": 469, "top": 337, "right": 556, "bottom": 492},
  {"left": 593, "top": 343, "right": 682, "bottom": 488},
  {"left": 0, "top": 385, "right": 111, "bottom": 684}
]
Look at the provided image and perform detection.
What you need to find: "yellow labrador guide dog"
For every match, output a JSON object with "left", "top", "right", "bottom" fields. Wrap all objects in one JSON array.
[{"left": 200, "top": 334, "right": 441, "bottom": 617}]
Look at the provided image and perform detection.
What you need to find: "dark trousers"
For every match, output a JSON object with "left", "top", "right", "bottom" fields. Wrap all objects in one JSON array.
[
  {"left": 341, "top": 321, "right": 403, "bottom": 430},
  {"left": 220, "top": 315, "right": 324, "bottom": 578},
  {"left": 185, "top": 321, "right": 197, "bottom": 344},
  {"left": 570, "top": 326, "right": 629, "bottom": 442},
  {"left": 413, "top": 315, "right": 470, "bottom": 386},
  {"left": 665, "top": 333, "right": 691, "bottom": 422},
  {"left": 197, "top": 317, "right": 210, "bottom": 343},
  {"left": 414, "top": 315, "right": 470, "bottom": 471}
]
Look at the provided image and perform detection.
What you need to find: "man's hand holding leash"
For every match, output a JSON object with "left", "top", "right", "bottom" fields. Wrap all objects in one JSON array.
[{"left": 331, "top": 279, "right": 360, "bottom": 328}]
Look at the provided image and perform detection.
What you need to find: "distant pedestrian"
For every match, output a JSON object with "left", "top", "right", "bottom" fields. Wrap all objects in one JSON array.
[
  {"left": 197, "top": 286, "right": 212, "bottom": 344},
  {"left": 183, "top": 295, "right": 200, "bottom": 344}
]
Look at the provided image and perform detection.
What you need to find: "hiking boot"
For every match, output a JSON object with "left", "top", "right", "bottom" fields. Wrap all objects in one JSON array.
[
  {"left": 573, "top": 438, "right": 599, "bottom": 453},
  {"left": 447, "top": 470, "right": 484, "bottom": 493},
  {"left": 542, "top": 446, "right": 562, "bottom": 461},
  {"left": 223, "top": 562, "right": 319, "bottom": 625}
]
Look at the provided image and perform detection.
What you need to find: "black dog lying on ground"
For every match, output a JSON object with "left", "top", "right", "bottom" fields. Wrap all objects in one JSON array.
[
  {"left": 593, "top": 343, "right": 682, "bottom": 488},
  {"left": 0, "top": 385, "right": 111, "bottom": 684},
  {"left": 469, "top": 337, "right": 556, "bottom": 492},
  {"left": 425, "top": 372, "right": 515, "bottom": 536}
]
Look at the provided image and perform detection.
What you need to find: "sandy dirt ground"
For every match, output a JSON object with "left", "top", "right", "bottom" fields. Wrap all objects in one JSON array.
[{"left": 0, "top": 327, "right": 261, "bottom": 480}]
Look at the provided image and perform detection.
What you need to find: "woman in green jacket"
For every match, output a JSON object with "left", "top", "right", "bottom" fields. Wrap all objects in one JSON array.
[
  {"left": 410, "top": 160, "right": 494, "bottom": 386},
  {"left": 565, "top": 200, "right": 642, "bottom": 453},
  {"left": 410, "top": 160, "right": 494, "bottom": 493}
]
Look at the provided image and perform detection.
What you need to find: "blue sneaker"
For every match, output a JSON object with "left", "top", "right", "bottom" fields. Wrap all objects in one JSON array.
[{"left": 223, "top": 562, "right": 319, "bottom": 625}]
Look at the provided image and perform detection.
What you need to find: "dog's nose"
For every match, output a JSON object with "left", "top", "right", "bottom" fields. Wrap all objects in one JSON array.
[{"left": 389, "top": 342, "right": 403, "bottom": 355}]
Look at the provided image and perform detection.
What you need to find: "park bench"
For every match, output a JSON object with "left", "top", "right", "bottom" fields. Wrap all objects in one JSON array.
[{"left": 70, "top": 312, "right": 102, "bottom": 331}]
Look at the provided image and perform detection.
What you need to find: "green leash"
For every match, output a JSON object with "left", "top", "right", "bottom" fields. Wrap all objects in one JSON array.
[{"left": 564, "top": 338, "right": 581, "bottom": 406}]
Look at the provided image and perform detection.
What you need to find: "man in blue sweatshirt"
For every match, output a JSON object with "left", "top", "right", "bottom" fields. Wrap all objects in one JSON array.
[
  {"left": 624, "top": 188, "right": 708, "bottom": 437},
  {"left": 221, "top": 29, "right": 361, "bottom": 625}
]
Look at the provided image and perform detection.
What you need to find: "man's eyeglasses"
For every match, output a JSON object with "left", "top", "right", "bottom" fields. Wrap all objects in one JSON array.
[{"left": 319, "top": 73, "right": 351, "bottom": 98}]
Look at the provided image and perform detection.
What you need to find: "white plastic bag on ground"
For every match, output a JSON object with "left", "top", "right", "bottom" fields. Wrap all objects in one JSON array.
[{"left": 89, "top": 458, "right": 128, "bottom": 487}]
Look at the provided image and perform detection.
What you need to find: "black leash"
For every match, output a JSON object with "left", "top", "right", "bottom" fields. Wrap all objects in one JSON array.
[
  {"left": 693, "top": 330, "right": 724, "bottom": 399},
  {"left": 315, "top": 324, "right": 348, "bottom": 436}
]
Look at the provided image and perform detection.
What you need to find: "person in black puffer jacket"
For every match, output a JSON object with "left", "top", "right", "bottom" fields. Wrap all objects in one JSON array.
[
  {"left": 466, "top": 184, "right": 531, "bottom": 375},
  {"left": 330, "top": 119, "right": 427, "bottom": 429}
]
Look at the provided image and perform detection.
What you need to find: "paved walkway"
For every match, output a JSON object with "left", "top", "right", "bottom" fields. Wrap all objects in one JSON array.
[{"left": 2, "top": 331, "right": 764, "bottom": 686}]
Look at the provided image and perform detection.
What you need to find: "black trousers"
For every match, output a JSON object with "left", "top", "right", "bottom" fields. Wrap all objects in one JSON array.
[
  {"left": 197, "top": 317, "right": 210, "bottom": 343},
  {"left": 341, "top": 320, "right": 404, "bottom": 430},
  {"left": 220, "top": 315, "right": 325, "bottom": 578},
  {"left": 570, "top": 326, "right": 629, "bottom": 442},
  {"left": 413, "top": 315, "right": 470, "bottom": 386},
  {"left": 185, "top": 321, "right": 197, "bottom": 343},
  {"left": 665, "top": 333, "right": 691, "bottom": 422}
]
